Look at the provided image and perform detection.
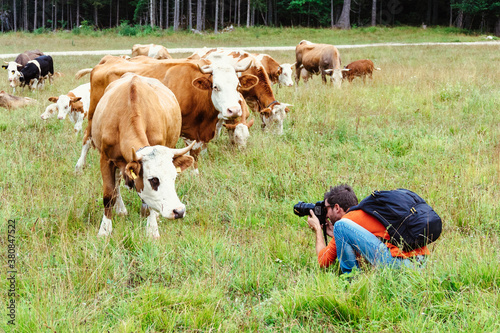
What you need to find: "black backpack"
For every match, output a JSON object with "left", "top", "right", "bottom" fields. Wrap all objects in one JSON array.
[{"left": 348, "top": 189, "right": 442, "bottom": 252}]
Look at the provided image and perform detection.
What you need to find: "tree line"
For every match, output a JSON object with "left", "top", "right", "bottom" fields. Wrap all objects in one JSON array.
[{"left": 1, "top": 0, "right": 499, "bottom": 35}]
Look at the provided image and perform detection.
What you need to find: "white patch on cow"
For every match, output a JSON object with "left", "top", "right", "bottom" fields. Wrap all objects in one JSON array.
[
  {"left": 75, "top": 138, "right": 92, "bottom": 172},
  {"left": 232, "top": 123, "right": 250, "bottom": 148},
  {"left": 135, "top": 146, "right": 186, "bottom": 219},
  {"left": 98, "top": 215, "right": 113, "bottom": 237},
  {"left": 279, "top": 63, "right": 294, "bottom": 87},
  {"left": 40, "top": 103, "right": 58, "bottom": 120},
  {"left": 146, "top": 210, "right": 160, "bottom": 239},
  {"left": 262, "top": 104, "right": 288, "bottom": 135},
  {"left": 148, "top": 44, "right": 162, "bottom": 58},
  {"left": 207, "top": 61, "right": 244, "bottom": 119}
]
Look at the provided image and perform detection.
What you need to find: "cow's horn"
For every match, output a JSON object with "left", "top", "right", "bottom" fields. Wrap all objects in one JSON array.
[
  {"left": 235, "top": 58, "right": 252, "bottom": 72},
  {"left": 131, "top": 147, "right": 138, "bottom": 161},
  {"left": 172, "top": 141, "right": 197, "bottom": 157},
  {"left": 198, "top": 64, "right": 213, "bottom": 74}
]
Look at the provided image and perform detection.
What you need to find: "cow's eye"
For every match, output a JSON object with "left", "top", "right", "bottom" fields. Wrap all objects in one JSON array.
[
  {"left": 149, "top": 177, "right": 160, "bottom": 191},
  {"left": 213, "top": 85, "right": 220, "bottom": 92}
]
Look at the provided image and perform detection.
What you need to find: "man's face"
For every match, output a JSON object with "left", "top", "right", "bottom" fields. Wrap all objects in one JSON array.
[{"left": 325, "top": 200, "right": 344, "bottom": 223}]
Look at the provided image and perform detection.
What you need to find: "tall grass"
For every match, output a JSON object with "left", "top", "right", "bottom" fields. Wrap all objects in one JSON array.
[{"left": 0, "top": 29, "right": 499, "bottom": 332}]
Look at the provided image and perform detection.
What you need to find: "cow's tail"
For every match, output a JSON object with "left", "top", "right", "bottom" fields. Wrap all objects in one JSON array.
[{"left": 75, "top": 68, "right": 92, "bottom": 79}]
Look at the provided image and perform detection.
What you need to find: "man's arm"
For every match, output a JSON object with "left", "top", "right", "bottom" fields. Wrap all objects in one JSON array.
[{"left": 307, "top": 210, "right": 327, "bottom": 256}]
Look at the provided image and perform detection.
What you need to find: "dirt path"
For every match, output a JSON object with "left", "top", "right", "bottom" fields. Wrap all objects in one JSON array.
[{"left": 0, "top": 41, "right": 498, "bottom": 58}]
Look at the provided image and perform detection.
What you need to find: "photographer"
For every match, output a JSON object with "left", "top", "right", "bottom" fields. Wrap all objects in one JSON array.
[{"left": 305, "top": 184, "right": 430, "bottom": 274}]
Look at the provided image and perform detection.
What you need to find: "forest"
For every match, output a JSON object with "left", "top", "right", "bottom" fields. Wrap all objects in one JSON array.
[{"left": 0, "top": 0, "right": 499, "bottom": 36}]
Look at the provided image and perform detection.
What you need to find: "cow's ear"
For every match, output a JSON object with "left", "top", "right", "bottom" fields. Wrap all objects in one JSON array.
[
  {"left": 192, "top": 77, "right": 212, "bottom": 91},
  {"left": 48, "top": 96, "right": 58, "bottom": 103},
  {"left": 239, "top": 74, "right": 258, "bottom": 90},
  {"left": 70, "top": 97, "right": 82, "bottom": 103},
  {"left": 125, "top": 148, "right": 142, "bottom": 181},
  {"left": 260, "top": 108, "right": 272, "bottom": 116},
  {"left": 173, "top": 155, "right": 194, "bottom": 173},
  {"left": 1, "top": 65, "right": 7, "bottom": 69}
]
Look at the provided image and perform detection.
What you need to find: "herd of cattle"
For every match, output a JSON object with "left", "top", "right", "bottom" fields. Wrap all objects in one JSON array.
[{"left": 2, "top": 41, "right": 380, "bottom": 238}]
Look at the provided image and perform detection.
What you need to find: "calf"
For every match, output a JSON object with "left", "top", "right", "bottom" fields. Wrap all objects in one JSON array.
[
  {"left": 220, "top": 97, "right": 254, "bottom": 149},
  {"left": 254, "top": 54, "right": 294, "bottom": 87},
  {"left": 19, "top": 55, "right": 54, "bottom": 91},
  {"left": 2, "top": 50, "right": 44, "bottom": 92},
  {"left": 131, "top": 44, "right": 172, "bottom": 60},
  {"left": 0, "top": 91, "right": 36, "bottom": 110},
  {"left": 342, "top": 59, "right": 381, "bottom": 83},
  {"left": 92, "top": 73, "right": 194, "bottom": 238},
  {"left": 42, "top": 83, "right": 91, "bottom": 133}
]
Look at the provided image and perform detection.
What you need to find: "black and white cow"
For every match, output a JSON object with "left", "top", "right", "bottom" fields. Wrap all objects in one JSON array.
[
  {"left": 19, "top": 55, "right": 54, "bottom": 91},
  {"left": 2, "top": 50, "right": 44, "bottom": 92}
]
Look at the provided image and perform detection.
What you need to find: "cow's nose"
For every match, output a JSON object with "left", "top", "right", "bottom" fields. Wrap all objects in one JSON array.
[
  {"left": 57, "top": 116, "right": 64, "bottom": 120},
  {"left": 173, "top": 207, "right": 186, "bottom": 219},
  {"left": 227, "top": 106, "right": 242, "bottom": 117}
]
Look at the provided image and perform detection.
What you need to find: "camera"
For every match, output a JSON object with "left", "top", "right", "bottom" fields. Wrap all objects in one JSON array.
[{"left": 293, "top": 201, "right": 327, "bottom": 225}]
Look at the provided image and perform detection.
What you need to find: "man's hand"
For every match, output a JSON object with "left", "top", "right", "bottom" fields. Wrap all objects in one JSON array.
[
  {"left": 307, "top": 210, "right": 322, "bottom": 232},
  {"left": 325, "top": 219, "right": 334, "bottom": 238}
]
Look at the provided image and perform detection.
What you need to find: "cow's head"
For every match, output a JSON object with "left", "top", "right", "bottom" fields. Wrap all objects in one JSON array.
[
  {"left": 279, "top": 63, "right": 295, "bottom": 87},
  {"left": 192, "top": 58, "right": 258, "bottom": 120},
  {"left": 125, "top": 143, "right": 195, "bottom": 219},
  {"left": 260, "top": 103, "right": 291, "bottom": 135},
  {"left": 40, "top": 103, "right": 58, "bottom": 120},
  {"left": 325, "top": 68, "right": 349, "bottom": 88},
  {"left": 3, "top": 62, "right": 23, "bottom": 88},
  {"left": 224, "top": 119, "right": 254, "bottom": 148}
]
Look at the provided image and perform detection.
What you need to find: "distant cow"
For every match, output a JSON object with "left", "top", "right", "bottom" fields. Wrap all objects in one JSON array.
[
  {"left": 41, "top": 83, "right": 91, "bottom": 133},
  {"left": 254, "top": 54, "right": 294, "bottom": 87},
  {"left": 0, "top": 91, "right": 36, "bottom": 110},
  {"left": 295, "top": 40, "right": 348, "bottom": 88},
  {"left": 2, "top": 50, "right": 44, "bottom": 92},
  {"left": 221, "top": 96, "right": 254, "bottom": 149},
  {"left": 343, "top": 59, "right": 381, "bottom": 83},
  {"left": 19, "top": 55, "right": 54, "bottom": 91},
  {"left": 92, "top": 73, "right": 194, "bottom": 238},
  {"left": 131, "top": 44, "right": 172, "bottom": 60}
]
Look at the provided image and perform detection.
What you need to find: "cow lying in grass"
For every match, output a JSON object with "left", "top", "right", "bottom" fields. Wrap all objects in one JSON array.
[{"left": 0, "top": 91, "right": 36, "bottom": 110}]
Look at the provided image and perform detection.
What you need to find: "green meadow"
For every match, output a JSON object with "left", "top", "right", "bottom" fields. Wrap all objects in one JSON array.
[{"left": 0, "top": 27, "right": 499, "bottom": 332}]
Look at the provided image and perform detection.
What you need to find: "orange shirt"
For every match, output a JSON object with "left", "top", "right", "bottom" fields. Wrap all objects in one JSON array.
[{"left": 318, "top": 210, "right": 430, "bottom": 268}]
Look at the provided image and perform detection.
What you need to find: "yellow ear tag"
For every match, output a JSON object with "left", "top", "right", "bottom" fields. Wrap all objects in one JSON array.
[
  {"left": 176, "top": 167, "right": 182, "bottom": 174},
  {"left": 130, "top": 170, "right": 137, "bottom": 180}
]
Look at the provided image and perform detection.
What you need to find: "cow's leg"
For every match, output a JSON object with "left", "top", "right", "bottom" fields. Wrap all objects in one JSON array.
[
  {"left": 98, "top": 157, "right": 116, "bottom": 237},
  {"left": 75, "top": 138, "right": 92, "bottom": 172},
  {"left": 141, "top": 200, "right": 150, "bottom": 218},
  {"left": 294, "top": 63, "right": 302, "bottom": 86},
  {"left": 114, "top": 169, "right": 128, "bottom": 216},
  {"left": 215, "top": 119, "right": 224, "bottom": 139},
  {"left": 146, "top": 209, "right": 160, "bottom": 239}
]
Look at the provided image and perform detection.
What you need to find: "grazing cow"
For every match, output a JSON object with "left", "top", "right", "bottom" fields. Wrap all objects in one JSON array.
[
  {"left": 19, "top": 55, "right": 54, "bottom": 91},
  {"left": 295, "top": 40, "right": 348, "bottom": 88},
  {"left": 0, "top": 91, "right": 36, "bottom": 110},
  {"left": 221, "top": 96, "right": 254, "bottom": 149},
  {"left": 342, "top": 59, "right": 381, "bottom": 83},
  {"left": 74, "top": 55, "right": 258, "bottom": 173},
  {"left": 131, "top": 44, "right": 172, "bottom": 60},
  {"left": 41, "top": 83, "right": 91, "bottom": 133},
  {"left": 191, "top": 48, "right": 291, "bottom": 135},
  {"left": 2, "top": 50, "right": 44, "bottom": 92},
  {"left": 253, "top": 54, "right": 294, "bottom": 87},
  {"left": 92, "top": 73, "right": 195, "bottom": 238}
]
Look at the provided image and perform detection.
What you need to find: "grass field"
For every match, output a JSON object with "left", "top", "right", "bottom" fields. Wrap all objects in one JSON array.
[{"left": 0, "top": 27, "right": 499, "bottom": 332}]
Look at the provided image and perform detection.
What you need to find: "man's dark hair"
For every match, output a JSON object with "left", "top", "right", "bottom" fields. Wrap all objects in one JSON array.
[{"left": 324, "top": 184, "right": 358, "bottom": 212}]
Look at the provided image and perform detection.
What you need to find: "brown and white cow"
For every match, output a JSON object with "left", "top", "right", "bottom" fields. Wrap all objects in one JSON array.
[
  {"left": 0, "top": 91, "right": 36, "bottom": 110},
  {"left": 91, "top": 73, "right": 194, "bottom": 238},
  {"left": 131, "top": 44, "right": 172, "bottom": 60},
  {"left": 342, "top": 59, "right": 381, "bottom": 83},
  {"left": 253, "top": 54, "right": 295, "bottom": 87},
  {"left": 74, "top": 55, "right": 258, "bottom": 174},
  {"left": 191, "top": 48, "right": 291, "bottom": 135},
  {"left": 221, "top": 96, "right": 254, "bottom": 149},
  {"left": 2, "top": 50, "right": 44, "bottom": 92},
  {"left": 295, "top": 40, "right": 348, "bottom": 88},
  {"left": 41, "top": 82, "right": 91, "bottom": 133}
]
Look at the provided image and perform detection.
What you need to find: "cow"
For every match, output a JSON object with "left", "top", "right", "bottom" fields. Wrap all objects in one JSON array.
[
  {"left": 253, "top": 54, "right": 294, "bottom": 87},
  {"left": 41, "top": 83, "right": 91, "bottom": 133},
  {"left": 191, "top": 48, "right": 291, "bottom": 135},
  {"left": 221, "top": 96, "right": 254, "bottom": 149},
  {"left": 295, "top": 40, "right": 348, "bottom": 88},
  {"left": 19, "top": 55, "right": 54, "bottom": 91},
  {"left": 0, "top": 91, "right": 36, "bottom": 110},
  {"left": 131, "top": 44, "right": 172, "bottom": 60},
  {"left": 342, "top": 59, "right": 381, "bottom": 83},
  {"left": 91, "top": 73, "right": 195, "bottom": 238},
  {"left": 73, "top": 55, "right": 258, "bottom": 174},
  {"left": 2, "top": 50, "right": 44, "bottom": 92}
]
